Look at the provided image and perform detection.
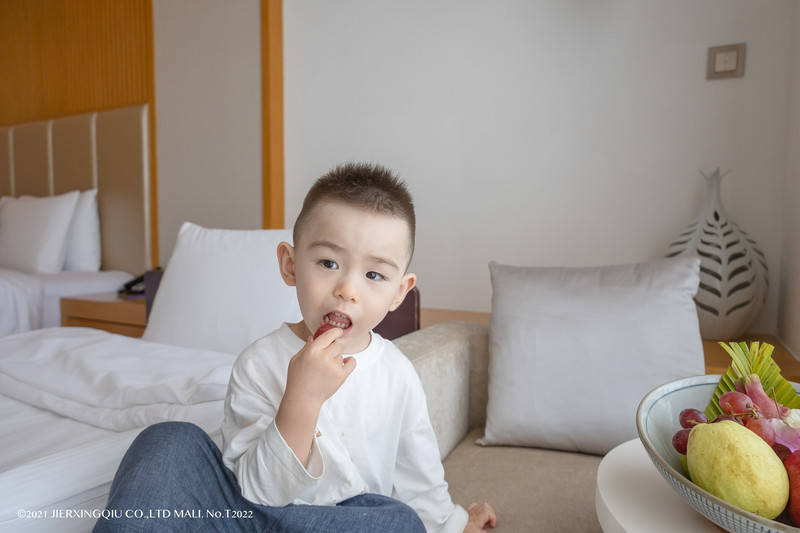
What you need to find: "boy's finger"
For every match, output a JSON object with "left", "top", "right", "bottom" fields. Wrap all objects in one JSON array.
[
  {"left": 322, "top": 340, "right": 345, "bottom": 359},
  {"left": 312, "top": 326, "right": 343, "bottom": 347},
  {"left": 475, "top": 506, "right": 494, "bottom": 527},
  {"left": 342, "top": 356, "right": 356, "bottom": 374}
]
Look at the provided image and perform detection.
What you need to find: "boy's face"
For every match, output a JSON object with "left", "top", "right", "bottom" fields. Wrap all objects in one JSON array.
[{"left": 277, "top": 201, "right": 416, "bottom": 354}]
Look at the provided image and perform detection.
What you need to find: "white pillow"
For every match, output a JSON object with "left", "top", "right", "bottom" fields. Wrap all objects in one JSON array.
[
  {"left": 478, "top": 257, "right": 705, "bottom": 455},
  {"left": 64, "top": 189, "right": 101, "bottom": 272},
  {"left": 0, "top": 191, "right": 80, "bottom": 273},
  {"left": 143, "top": 222, "right": 302, "bottom": 354}
]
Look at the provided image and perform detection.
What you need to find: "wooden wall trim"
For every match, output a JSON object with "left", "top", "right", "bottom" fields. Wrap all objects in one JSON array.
[
  {"left": 145, "top": 1, "right": 159, "bottom": 267},
  {"left": 261, "top": 0, "right": 284, "bottom": 229}
]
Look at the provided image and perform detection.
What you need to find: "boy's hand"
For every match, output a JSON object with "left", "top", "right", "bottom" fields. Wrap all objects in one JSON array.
[
  {"left": 463, "top": 502, "right": 496, "bottom": 533},
  {"left": 275, "top": 327, "right": 355, "bottom": 467},
  {"left": 284, "top": 327, "right": 357, "bottom": 407}
]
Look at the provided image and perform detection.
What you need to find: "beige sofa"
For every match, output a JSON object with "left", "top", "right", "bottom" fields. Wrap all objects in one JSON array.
[{"left": 396, "top": 321, "right": 603, "bottom": 532}]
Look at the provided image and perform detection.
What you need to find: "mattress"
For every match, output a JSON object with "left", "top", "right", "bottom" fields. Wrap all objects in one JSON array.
[
  {"left": 0, "top": 269, "right": 133, "bottom": 336},
  {"left": 0, "top": 328, "right": 234, "bottom": 533}
]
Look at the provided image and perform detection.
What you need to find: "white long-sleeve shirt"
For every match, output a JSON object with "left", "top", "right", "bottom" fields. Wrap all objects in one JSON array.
[{"left": 222, "top": 323, "right": 468, "bottom": 533}]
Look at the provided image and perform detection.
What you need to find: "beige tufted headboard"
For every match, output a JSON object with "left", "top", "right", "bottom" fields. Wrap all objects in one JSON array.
[{"left": 0, "top": 105, "right": 151, "bottom": 273}]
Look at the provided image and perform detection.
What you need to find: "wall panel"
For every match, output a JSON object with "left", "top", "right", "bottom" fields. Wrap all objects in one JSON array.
[
  {"left": 153, "top": 0, "right": 262, "bottom": 261},
  {"left": 52, "top": 113, "right": 96, "bottom": 194},
  {"left": 13, "top": 123, "right": 51, "bottom": 197},
  {"left": 0, "top": 0, "right": 151, "bottom": 125}
]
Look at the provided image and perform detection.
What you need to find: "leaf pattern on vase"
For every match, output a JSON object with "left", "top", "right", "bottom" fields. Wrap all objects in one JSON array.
[{"left": 666, "top": 169, "right": 768, "bottom": 340}]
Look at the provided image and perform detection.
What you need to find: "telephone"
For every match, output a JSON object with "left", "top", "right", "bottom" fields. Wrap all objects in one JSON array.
[{"left": 119, "top": 274, "right": 146, "bottom": 295}]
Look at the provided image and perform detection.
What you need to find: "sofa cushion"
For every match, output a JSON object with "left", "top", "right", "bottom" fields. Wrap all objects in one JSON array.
[
  {"left": 444, "top": 428, "right": 602, "bottom": 532},
  {"left": 481, "top": 257, "right": 705, "bottom": 455},
  {"left": 396, "top": 321, "right": 475, "bottom": 460}
]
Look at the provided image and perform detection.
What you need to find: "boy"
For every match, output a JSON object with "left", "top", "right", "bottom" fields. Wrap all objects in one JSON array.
[{"left": 94, "top": 163, "right": 495, "bottom": 533}]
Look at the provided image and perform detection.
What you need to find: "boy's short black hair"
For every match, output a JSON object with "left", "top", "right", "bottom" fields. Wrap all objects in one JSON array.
[{"left": 293, "top": 162, "right": 416, "bottom": 264}]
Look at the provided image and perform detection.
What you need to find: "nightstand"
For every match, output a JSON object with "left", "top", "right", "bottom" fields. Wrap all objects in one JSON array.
[{"left": 60, "top": 292, "right": 147, "bottom": 337}]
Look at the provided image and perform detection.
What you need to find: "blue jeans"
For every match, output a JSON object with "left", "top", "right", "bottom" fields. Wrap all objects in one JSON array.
[{"left": 92, "top": 422, "right": 425, "bottom": 533}]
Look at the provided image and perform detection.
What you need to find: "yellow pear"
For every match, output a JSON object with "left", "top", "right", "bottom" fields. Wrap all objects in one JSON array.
[{"left": 687, "top": 420, "right": 788, "bottom": 519}]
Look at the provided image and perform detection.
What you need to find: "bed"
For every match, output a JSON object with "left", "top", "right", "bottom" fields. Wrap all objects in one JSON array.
[
  {"left": 0, "top": 328, "right": 232, "bottom": 533},
  {"left": 0, "top": 221, "right": 304, "bottom": 533},
  {"left": 0, "top": 106, "right": 152, "bottom": 335}
]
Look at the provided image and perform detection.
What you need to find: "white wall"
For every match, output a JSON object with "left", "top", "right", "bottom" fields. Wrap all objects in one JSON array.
[
  {"left": 284, "top": 0, "right": 794, "bottom": 334},
  {"left": 780, "top": 2, "right": 800, "bottom": 354},
  {"left": 153, "top": 0, "right": 262, "bottom": 264}
]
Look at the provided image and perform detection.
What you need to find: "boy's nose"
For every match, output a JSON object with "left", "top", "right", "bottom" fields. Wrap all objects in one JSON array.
[{"left": 334, "top": 276, "right": 359, "bottom": 303}]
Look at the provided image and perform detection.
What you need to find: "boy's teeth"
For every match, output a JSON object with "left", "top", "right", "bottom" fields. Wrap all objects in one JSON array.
[{"left": 324, "top": 312, "right": 351, "bottom": 328}]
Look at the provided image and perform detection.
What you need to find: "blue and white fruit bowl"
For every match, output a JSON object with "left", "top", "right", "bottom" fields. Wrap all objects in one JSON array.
[{"left": 636, "top": 374, "right": 800, "bottom": 533}]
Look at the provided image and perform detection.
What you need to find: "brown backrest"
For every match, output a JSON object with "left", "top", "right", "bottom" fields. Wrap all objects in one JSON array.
[{"left": 374, "top": 287, "right": 420, "bottom": 340}]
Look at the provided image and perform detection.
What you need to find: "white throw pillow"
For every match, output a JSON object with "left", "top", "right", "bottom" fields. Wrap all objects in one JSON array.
[
  {"left": 478, "top": 257, "right": 704, "bottom": 455},
  {"left": 143, "top": 222, "right": 302, "bottom": 354},
  {"left": 64, "top": 189, "right": 101, "bottom": 272},
  {"left": 0, "top": 191, "right": 80, "bottom": 273}
]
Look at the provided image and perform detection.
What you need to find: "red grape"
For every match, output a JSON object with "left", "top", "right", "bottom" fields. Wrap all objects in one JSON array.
[
  {"left": 719, "top": 391, "right": 755, "bottom": 416},
  {"left": 672, "top": 428, "right": 691, "bottom": 455},
  {"left": 745, "top": 417, "right": 776, "bottom": 446},
  {"left": 679, "top": 408, "right": 708, "bottom": 428},
  {"left": 313, "top": 323, "right": 335, "bottom": 339}
]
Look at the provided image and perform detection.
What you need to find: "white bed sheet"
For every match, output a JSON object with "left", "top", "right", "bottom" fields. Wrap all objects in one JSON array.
[
  {"left": 0, "top": 328, "right": 233, "bottom": 533},
  {"left": 0, "top": 268, "right": 41, "bottom": 336},
  {"left": 0, "top": 393, "right": 117, "bottom": 470},
  {"left": 0, "top": 269, "right": 133, "bottom": 336}
]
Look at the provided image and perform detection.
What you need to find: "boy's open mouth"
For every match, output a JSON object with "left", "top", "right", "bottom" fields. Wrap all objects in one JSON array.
[
  {"left": 313, "top": 311, "right": 353, "bottom": 339},
  {"left": 323, "top": 311, "right": 352, "bottom": 329}
]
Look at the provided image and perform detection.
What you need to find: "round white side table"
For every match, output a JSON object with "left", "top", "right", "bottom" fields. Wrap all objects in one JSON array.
[{"left": 596, "top": 439, "right": 721, "bottom": 532}]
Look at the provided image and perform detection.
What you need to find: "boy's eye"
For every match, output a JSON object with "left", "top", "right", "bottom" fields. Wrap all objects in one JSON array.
[
  {"left": 366, "top": 271, "right": 384, "bottom": 281},
  {"left": 320, "top": 259, "right": 338, "bottom": 269}
]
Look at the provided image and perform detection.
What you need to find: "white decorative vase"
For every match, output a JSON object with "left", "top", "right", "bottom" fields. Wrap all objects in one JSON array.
[{"left": 666, "top": 169, "right": 768, "bottom": 340}]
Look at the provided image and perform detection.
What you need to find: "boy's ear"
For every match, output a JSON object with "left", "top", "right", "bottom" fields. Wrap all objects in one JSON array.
[
  {"left": 277, "top": 242, "right": 297, "bottom": 286},
  {"left": 389, "top": 273, "right": 417, "bottom": 312}
]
